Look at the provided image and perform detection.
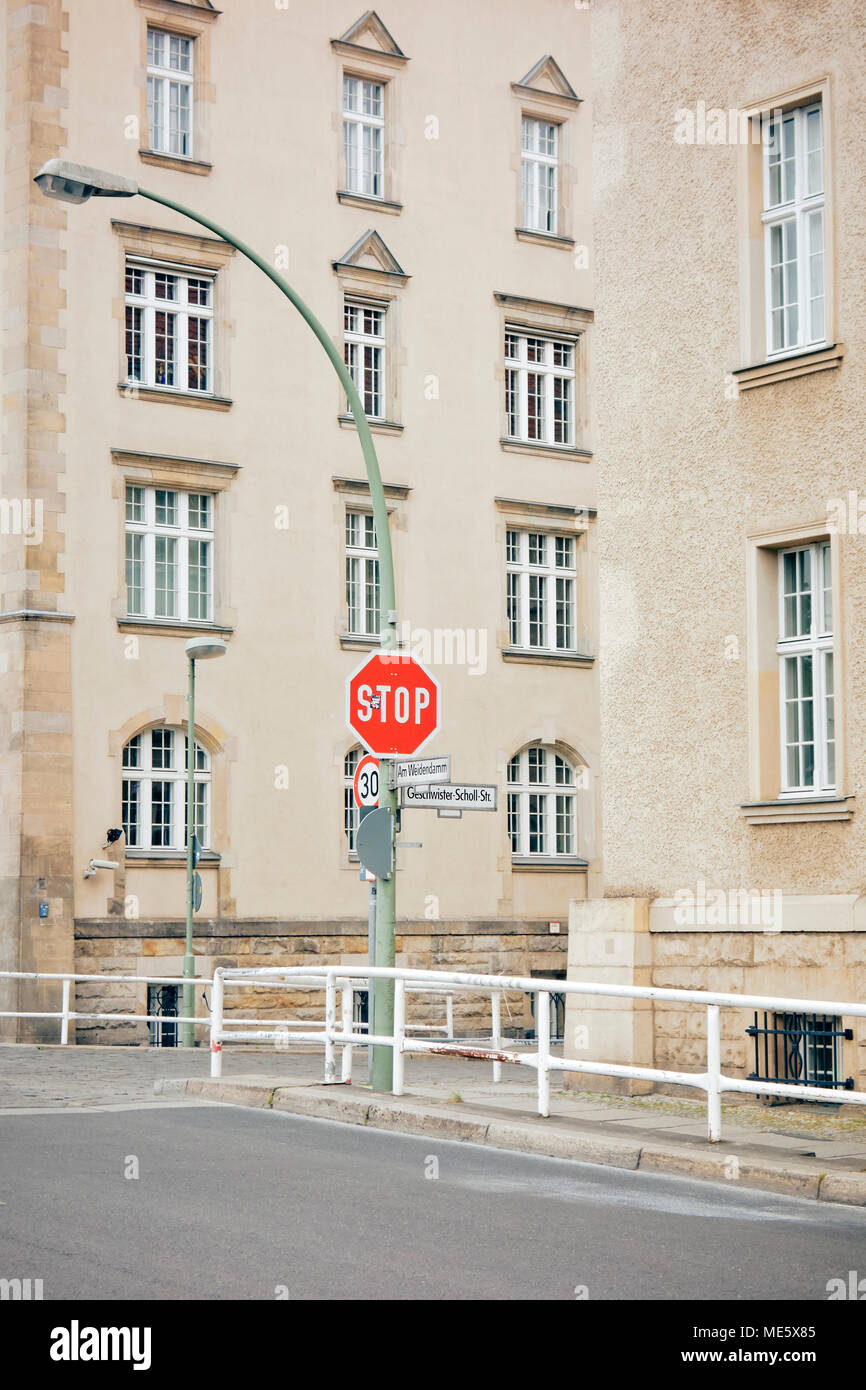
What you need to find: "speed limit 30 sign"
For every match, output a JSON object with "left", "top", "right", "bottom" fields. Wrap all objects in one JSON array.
[{"left": 353, "top": 753, "right": 380, "bottom": 810}]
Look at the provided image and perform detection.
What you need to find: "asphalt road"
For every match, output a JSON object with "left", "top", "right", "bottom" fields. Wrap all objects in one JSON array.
[{"left": 1, "top": 1102, "right": 865, "bottom": 1300}]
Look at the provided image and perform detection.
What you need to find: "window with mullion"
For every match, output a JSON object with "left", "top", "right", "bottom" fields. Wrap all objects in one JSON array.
[
  {"left": 506, "top": 528, "right": 577, "bottom": 652},
  {"left": 344, "top": 747, "right": 361, "bottom": 853},
  {"left": 344, "top": 300, "right": 386, "bottom": 419},
  {"left": 504, "top": 329, "right": 574, "bottom": 446},
  {"left": 122, "top": 726, "right": 211, "bottom": 852},
  {"left": 777, "top": 542, "right": 834, "bottom": 795},
  {"left": 125, "top": 485, "right": 214, "bottom": 624},
  {"left": 763, "top": 101, "right": 825, "bottom": 356},
  {"left": 146, "top": 27, "right": 194, "bottom": 157},
  {"left": 507, "top": 746, "right": 577, "bottom": 860},
  {"left": 125, "top": 261, "right": 214, "bottom": 395},
  {"left": 343, "top": 75, "right": 384, "bottom": 198},
  {"left": 345, "top": 510, "right": 380, "bottom": 637},
  {"left": 521, "top": 117, "right": 559, "bottom": 233}
]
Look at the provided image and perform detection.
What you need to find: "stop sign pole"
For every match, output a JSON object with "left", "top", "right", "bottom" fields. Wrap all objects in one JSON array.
[{"left": 346, "top": 653, "right": 440, "bottom": 1091}]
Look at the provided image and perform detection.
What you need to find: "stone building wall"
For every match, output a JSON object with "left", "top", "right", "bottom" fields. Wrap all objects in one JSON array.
[{"left": 73, "top": 920, "right": 568, "bottom": 1046}]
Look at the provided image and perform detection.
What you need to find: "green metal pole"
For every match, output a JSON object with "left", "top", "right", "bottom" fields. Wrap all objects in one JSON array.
[
  {"left": 182, "top": 653, "right": 196, "bottom": 1047},
  {"left": 137, "top": 188, "right": 397, "bottom": 1088}
]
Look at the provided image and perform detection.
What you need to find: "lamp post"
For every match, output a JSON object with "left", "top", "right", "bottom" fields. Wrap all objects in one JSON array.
[
  {"left": 35, "top": 160, "right": 399, "bottom": 1088},
  {"left": 182, "top": 636, "right": 226, "bottom": 1046}
]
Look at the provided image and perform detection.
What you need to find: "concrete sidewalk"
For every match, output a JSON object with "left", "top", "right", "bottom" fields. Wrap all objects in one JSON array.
[{"left": 156, "top": 1062, "right": 866, "bottom": 1208}]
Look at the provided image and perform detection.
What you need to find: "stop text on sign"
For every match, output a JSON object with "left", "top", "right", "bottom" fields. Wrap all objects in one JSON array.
[
  {"left": 356, "top": 683, "right": 430, "bottom": 725},
  {"left": 346, "top": 652, "right": 440, "bottom": 758}
]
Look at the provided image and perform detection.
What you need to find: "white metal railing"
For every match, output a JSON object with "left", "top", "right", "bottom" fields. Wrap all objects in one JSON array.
[
  {"left": 0, "top": 969, "right": 455, "bottom": 1047},
  {"left": 0, "top": 970, "right": 213, "bottom": 1043},
  {"left": 210, "top": 963, "right": 866, "bottom": 1141}
]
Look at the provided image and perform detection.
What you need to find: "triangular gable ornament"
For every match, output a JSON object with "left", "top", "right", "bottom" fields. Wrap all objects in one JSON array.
[
  {"left": 513, "top": 55, "right": 580, "bottom": 105},
  {"left": 333, "top": 10, "right": 407, "bottom": 59},
  {"left": 333, "top": 230, "right": 409, "bottom": 284}
]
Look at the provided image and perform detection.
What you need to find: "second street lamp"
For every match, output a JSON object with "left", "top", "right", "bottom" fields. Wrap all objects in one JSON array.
[
  {"left": 34, "top": 159, "right": 400, "bottom": 1089},
  {"left": 183, "top": 636, "right": 227, "bottom": 1047}
]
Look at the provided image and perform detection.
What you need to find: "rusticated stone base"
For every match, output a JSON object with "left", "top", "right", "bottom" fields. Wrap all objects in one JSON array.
[{"left": 72, "top": 918, "right": 568, "bottom": 1045}]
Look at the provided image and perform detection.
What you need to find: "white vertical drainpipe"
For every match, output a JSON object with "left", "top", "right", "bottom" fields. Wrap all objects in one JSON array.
[
  {"left": 537, "top": 990, "right": 551, "bottom": 1117},
  {"left": 210, "top": 969, "right": 224, "bottom": 1078},
  {"left": 341, "top": 985, "right": 353, "bottom": 1083},
  {"left": 324, "top": 973, "right": 336, "bottom": 1083},
  {"left": 392, "top": 977, "right": 406, "bottom": 1096},
  {"left": 59, "top": 977, "right": 71, "bottom": 1045},
  {"left": 491, "top": 990, "right": 502, "bottom": 1084},
  {"left": 706, "top": 1004, "right": 722, "bottom": 1142}
]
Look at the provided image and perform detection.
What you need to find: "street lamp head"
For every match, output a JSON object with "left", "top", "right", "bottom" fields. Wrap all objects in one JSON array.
[
  {"left": 33, "top": 159, "right": 138, "bottom": 205},
  {"left": 185, "top": 636, "right": 227, "bottom": 662}
]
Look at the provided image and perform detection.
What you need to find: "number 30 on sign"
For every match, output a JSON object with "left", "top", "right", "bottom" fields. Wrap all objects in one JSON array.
[{"left": 353, "top": 753, "right": 380, "bottom": 809}]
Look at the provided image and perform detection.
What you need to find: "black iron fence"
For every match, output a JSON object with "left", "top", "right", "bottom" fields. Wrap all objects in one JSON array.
[{"left": 747, "top": 1011, "right": 853, "bottom": 1092}]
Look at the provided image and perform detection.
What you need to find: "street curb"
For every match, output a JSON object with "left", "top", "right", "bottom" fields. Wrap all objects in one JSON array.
[{"left": 155, "top": 1077, "right": 866, "bottom": 1206}]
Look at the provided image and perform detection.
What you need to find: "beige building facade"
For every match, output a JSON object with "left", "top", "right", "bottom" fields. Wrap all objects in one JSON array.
[
  {"left": 1, "top": 0, "right": 597, "bottom": 1041},
  {"left": 570, "top": 0, "right": 866, "bottom": 1094}
]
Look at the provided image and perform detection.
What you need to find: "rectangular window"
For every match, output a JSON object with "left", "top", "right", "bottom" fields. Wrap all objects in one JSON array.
[
  {"left": 522, "top": 117, "right": 559, "bottom": 233},
  {"left": 777, "top": 542, "right": 833, "bottom": 795},
  {"left": 763, "top": 101, "right": 825, "bottom": 356},
  {"left": 343, "top": 75, "right": 384, "bottom": 198},
  {"left": 506, "top": 529, "right": 577, "bottom": 652},
  {"left": 346, "top": 510, "right": 380, "bottom": 637},
  {"left": 344, "top": 300, "right": 386, "bottom": 419},
  {"left": 147, "top": 27, "right": 194, "bottom": 157},
  {"left": 504, "top": 329, "right": 574, "bottom": 446},
  {"left": 747, "top": 1012, "right": 850, "bottom": 1091},
  {"left": 125, "top": 485, "right": 214, "bottom": 624},
  {"left": 125, "top": 261, "right": 214, "bottom": 394}
]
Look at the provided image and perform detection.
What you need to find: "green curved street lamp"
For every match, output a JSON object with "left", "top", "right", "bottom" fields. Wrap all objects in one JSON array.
[{"left": 35, "top": 158, "right": 399, "bottom": 1088}]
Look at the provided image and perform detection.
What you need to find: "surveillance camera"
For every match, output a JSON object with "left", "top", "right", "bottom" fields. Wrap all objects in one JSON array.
[
  {"left": 88, "top": 858, "right": 119, "bottom": 872},
  {"left": 105, "top": 828, "right": 123, "bottom": 845}
]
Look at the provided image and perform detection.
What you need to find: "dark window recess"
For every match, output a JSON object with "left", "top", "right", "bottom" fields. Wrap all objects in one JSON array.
[
  {"left": 353, "top": 988, "right": 369, "bottom": 1031},
  {"left": 529, "top": 971, "right": 566, "bottom": 1042},
  {"left": 747, "top": 1011, "right": 853, "bottom": 1092},
  {"left": 148, "top": 983, "right": 181, "bottom": 1047}
]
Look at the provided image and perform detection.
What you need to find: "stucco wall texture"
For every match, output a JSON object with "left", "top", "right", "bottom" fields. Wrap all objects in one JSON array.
[{"left": 592, "top": 0, "right": 866, "bottom": 898}]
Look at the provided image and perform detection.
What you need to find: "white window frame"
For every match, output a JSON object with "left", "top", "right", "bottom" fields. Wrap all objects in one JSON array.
[
  {"left": 506, "top": 529, "right": 577, "bottom": 652},
  {"left": 521, "top": 116, "right": 559, "bottom": 234},
  {"left": 146, "top": 27, "right": 195, "bottom": 158},
  {"left": 125, "top": 485, "right": 214, "bottom": 624},
  {"left": 777, "top": 541, "right": 834, "bottom": 797},
  {"left": 762, "top": 101, "right": 825, "bottom": 358},
  {"left": 344, "top": 298, "right": 386, "bottom": 420},
  {"left": 343, "top": 74, "right": 385, "bottom": 199},
  {"left": 507, "top": 745, "right": 578, "bottom": 860},
  {"left": 122, "top": 727, "right": 211, "bottom": 852},
  {"left": 125, "top": 259, "right": 215, "bottom": 395},
  {"left": 504, "top": 328, "right": 575, "bottom": 447},
  {"left": 344, "top": 747, "right": 361, "bottom": 855},
  {"left": 346, "top": 510, "right": 380, "bottom": 637}
]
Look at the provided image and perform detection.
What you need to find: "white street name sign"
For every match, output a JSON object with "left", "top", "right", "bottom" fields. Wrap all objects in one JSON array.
[
  {"left": 389, "top": 754, "right": 451, "bottom": 789},
  {"left": 401, "top": 783, "right": 497, "bottom": 811}
]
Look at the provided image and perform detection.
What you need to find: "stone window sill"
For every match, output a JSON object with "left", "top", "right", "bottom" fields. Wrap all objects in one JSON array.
[
  {"left": 515, "top": 227, "right": 575, "bottom": 250},
  {"left": 732, "top": 344, "right": 845, "bottom": 391},
  {"left": 337, "top": 190, "right": 402, "bottom": 215},
  {"left": 499, "top": 437, "right": 591, "bottom": 461},
  {"left": 512, "top": 857, "right": 588, "bottom": 872},
  {"left": 338, "top": 414, "right": 403, "bottom": 435},
  {"left": 118, "top": 384, "right": 232, "bottom": 411},
  {"left": 339, "top": 633, "right": 379, "bottom": 650},
  {"left": 125, "top": 851, "right": 221, "bottom": 866},
  {"left": 117, "top": 618, "right": 234, "bottom": 639},
  {"left": 138, "top": 149, "right": 212, "bottom": 178},
  {"left": 740, "top": 796, "right": 854, "bottom": 825},
  {"left": 502, "top": 646, "right": 594, "bottom": 668}
]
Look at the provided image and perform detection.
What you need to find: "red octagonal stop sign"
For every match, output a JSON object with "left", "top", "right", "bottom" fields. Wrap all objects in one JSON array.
[{"left": 346, "top": 651, "right": 440, "bottom": 758}]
